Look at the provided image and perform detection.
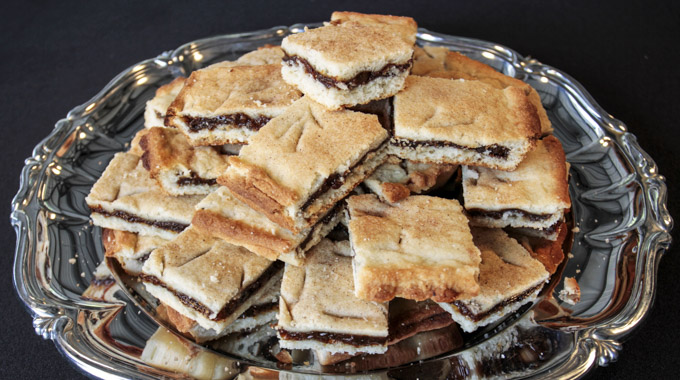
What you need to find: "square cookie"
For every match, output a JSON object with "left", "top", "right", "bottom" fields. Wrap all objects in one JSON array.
[
  {"left": 347, "top": 194, "right": 481, "bottom": 303},
  {"left": 281, "top": 20, "right": 413, "bottom": 109},
  {"left": 463, "top": 136, "right": 570, "bottom": 239},
  {"left": 438, "top": 228, "right": 549, "bottom": 332},
  {"left": 141, "top": 227, "right": 283, "bottom": 335},
  {"left": 86, "top": 152, "right": 204, "bottom": 239},
  {"left": 165, "top": 64, "right": 301, "bottom": 145},
  {"left": 390, "top": 75, "right": 541, "bottom": 170},
  {"left": 413, "top": 46, "right": 552, "bottom": 135},
  {"left": 276, "top": 239, "right": 389, "bottom": 355}
]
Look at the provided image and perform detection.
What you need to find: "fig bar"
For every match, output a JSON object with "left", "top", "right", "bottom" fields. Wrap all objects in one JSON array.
[
  {"left": 219, "top": 97, "right": 389, "bottom": 233},
  {"left": 389, "top": 75, "right": 541, "bottom": 170},
  {"left": 463, "top": 136, "right": 571, "bottom": 240},
  {"left": 281, "top": 16, "right": 415, "bottom": 109},
  {"left": 347, "top": 194, "right": 481, "bottom": 303},
  {"left": 276, "top": 239, "right": 389, "bottom": 355},
  {"left": 191, "top": 186, "right": 342, "bottom": 266},
  {"left": 139, "top": 127, "right": 230, "bottom": 196},
  {"left": 140, "top": 227, "right": 283, "bottom": 339},
  {"left": 413, "top": 46, "right": 552, "bottom": 136},
  {"left": 438, "top": 228, "right": 549, "bottom": 332},
  {"left": 161, "top": 278, "right": 280, "bottom": 342},
  {"left": 102, "top": 229, "right": 168, "bottom": 276},
  {"left": 85, "top": 152, "right": 203, "bottom": 239},
  {"left": 165, "top": 64, "right": 302, "bottom": 145}
]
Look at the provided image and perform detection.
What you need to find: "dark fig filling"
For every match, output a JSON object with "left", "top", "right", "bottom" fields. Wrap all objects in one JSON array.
[
  {"left": 89, "top": 206, "right": 187, "bottom": 233},
  {"left": 181, "top": 113, "right": 271, "bottom": 133},
  {"left": 301, "top": 142, "right": 387, "bottom": 213},
  {"left": 140, "top": 261, "right": 283, "bottom": 321},
  {"left": 390, "top": 138, "right": 510, "bottom": 160},
  {"left": 282, "top": 54, "right": 412, "bottom": 90},
  {"left": 451, "top": 282, "right": 545, "bottom": 322},
  {"left": 239, "top": 301, "right": 278, "bottom": 319},
  {"left": 466, "top": 208, "right": 553, "bottom": 222},
  {"left": 297, "top": 202, "right": 344, "bottom": 251},
  {"left": 176, "top": 172, "right": 217, "bottom": 187},
  {"left": 278, "top": 329, "right": 388, "bottom": 347}
]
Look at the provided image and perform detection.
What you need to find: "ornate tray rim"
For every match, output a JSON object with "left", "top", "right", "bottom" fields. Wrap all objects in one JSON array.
[{"left": 11, "top": 24, "right": 673, "bottom": 379}]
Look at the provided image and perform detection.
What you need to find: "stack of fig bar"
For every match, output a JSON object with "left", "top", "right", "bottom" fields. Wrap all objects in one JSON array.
[{"left": 87, "top": 10, "right": 573, "bottom": 366}]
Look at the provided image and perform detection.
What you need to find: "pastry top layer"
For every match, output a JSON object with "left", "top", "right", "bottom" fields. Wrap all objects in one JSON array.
[
  {"left": 85, "top": 152, "right": 203, "bottom": 222},
  {"left": 143, "top": 227, "right": 274, "bottom": 314},
  {"left": 140, "top": 126, "right": 230, "bottom": 179},
  {"left": 191, "top": 187, "right": 303, "bottom": 261},
  {"left": 393, "top": 76, "right": 541, "bottom": 147},
  {"left": 329, "top": 11, "right": 417, "bottom": 45},
  {"left": 278, "top": 239, "right": 389, "bottom": 336},
  {"left": 223, "top": 97, "right": 388, "bottom": 208},
  {"left": 411, "top": 46, "right": 450, "bottom": 76},
  {"left": 463, "top": 136, "right": 571, "bottom": 213},
  {"left": 348, "top": 194, "right": 481, "bottom": 302},
  {"left": 414, "top": 48, "right": 552, "bottom": 135},
  {"left": 461, "top": 228, "right": 549, "bottom": 313},
  {"left": 167, "top": 64, "right": 301, "bottom": 119},
  {"left": 234, "top": 45, "right": 284, "bottom": 66},
  {"left": 348, "top": 194, "right": 480, "bottom": 268},
  {"left": 281, "top": 23, "right": 413, "bottom": 80}
]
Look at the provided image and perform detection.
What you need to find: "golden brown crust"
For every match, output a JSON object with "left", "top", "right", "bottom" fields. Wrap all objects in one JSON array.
[
  {"left": 411, "top": 46, "right": 449, "bottom": 76},
  {"left": 429, "top": 52, "right": 530, "bottom": 91},
  {"left": 219, "top": 157, "right": 297, "bottom": 232},
  {"left": 191, "top": 209, "right": 288, "bottom": 261},
  {"left": 102, "top": 228, "right": 137, "bottom": 258},
  {"left": 407, "top": 162, "right": 456, "bottom": 191},
  {"left": 139, "top": 127, "right": 193, "bottom": 177},
  {"left": 330, "top": 11, "right": 418, "bottom": 45},
  {"left": 379, "top": 182, "right": 411, "bottom": 203},
  {"left": 357, "top": 265, "right": 479, "bottom": 303},
  {"left": 463, "top": 135, "right": 571, "bottom": 215},
  {"left": 167, "top": 64, "right": 300, "bottom": 120},
  {"left": 393, "top": 76, "right": 541, "bottom": 152},
  {"left": 165, "top": 304, "right": 198, "bottom": 334},
  {"left": 165, "top": 64, "right": 301, "bottom": 145},
  {"left": 348, "top": 195, "right": 481, "bottom": 303},
  {"left": 278, "top": 240, "right": 389, "bottom": 337},
  {"left": 470, "top": 228, "right": 548, "bottom": 302},
  {"left": 281, "top": 23, "right": 413, "bottom": 79},
  {"left": 424, "top": 51, "right": 552, "bottom": 135}
]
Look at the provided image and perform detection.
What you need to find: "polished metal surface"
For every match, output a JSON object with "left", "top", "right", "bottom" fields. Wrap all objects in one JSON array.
[{"left": 11, "top": 24, "right": 672, "bottom": 378}]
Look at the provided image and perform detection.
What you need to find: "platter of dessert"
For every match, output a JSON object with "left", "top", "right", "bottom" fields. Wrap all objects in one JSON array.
[{"left": 12, "top": 11, "right": 671, "bottom": 379}]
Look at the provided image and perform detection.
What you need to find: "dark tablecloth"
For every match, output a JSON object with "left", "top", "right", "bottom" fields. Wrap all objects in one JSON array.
[{"left": 2, "top": 1, "right": 678, "bottom": 378}]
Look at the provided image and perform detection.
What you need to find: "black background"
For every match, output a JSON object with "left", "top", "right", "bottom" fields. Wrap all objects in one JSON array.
[{"left": 2, "top": 1, "right": 678, "bottom": 378}]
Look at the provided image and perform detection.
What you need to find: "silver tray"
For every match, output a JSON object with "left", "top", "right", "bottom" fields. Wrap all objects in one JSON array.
[{"left": 11, "top": 24, "right": 673, "bottom": 379}]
